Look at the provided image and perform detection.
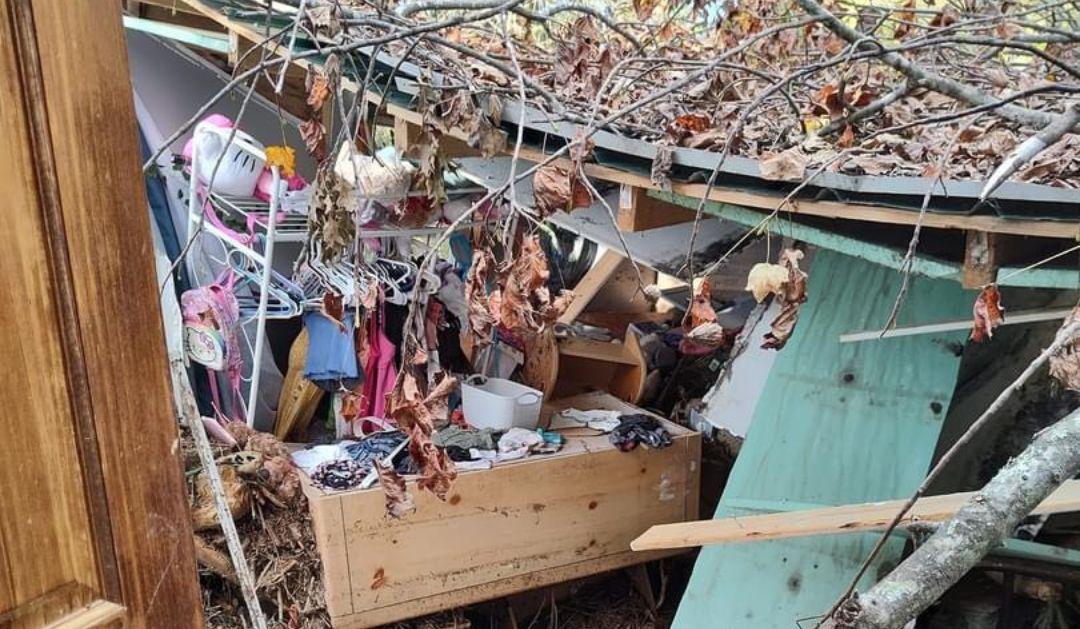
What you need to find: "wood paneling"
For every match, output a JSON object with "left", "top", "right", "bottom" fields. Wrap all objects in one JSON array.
[
  {"left": 304, "top": 393, "right": 700, "bottom": 627},
  {"left": 1, "top": 1, "right": 201, "bottom": 626},
  {"left": 0, "top": 1, "right": 101, "bottom": 621}
]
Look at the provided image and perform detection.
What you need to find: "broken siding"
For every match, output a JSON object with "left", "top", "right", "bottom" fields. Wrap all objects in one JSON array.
[{"left": 675, "top": 250, "right": 973, "bottom": 628}]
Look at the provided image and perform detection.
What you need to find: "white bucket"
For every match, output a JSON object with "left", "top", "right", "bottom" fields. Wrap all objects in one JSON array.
[{"left": 461, "top": 375, "right": 542, "bottom": 431}]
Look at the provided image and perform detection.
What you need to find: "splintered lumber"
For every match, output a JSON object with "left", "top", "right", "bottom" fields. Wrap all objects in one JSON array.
[
  {"left": 630, "top": 479, "right": 1080, "bottom": 552},
  {"left": 558, "top": 250, "right": 623, "bottom": 324}
]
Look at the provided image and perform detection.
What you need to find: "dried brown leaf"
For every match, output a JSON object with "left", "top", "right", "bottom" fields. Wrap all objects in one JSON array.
[
  {"left": 533, "top": 163, "right": 592, "bottom": 216},
  {"left": 682, "top": 278, "right": 717, "bottom": 331},
  {"left": 306, "top": 70, "right": 331, "bottom": 111},
  {"left": 745, "top": 262, "right": 789, "bottom": 302},
  {"left": 837, "top": 124, "right": 855, "bottom": 149},
  {"left": 307, "top": 5, "right": 341, "bottom": 37},
  {"left": 298, "top": 119, "right": 326, "bottom": 161},
  {"left": 375, "top": 461, "right": 415, "bottom": 519},
  {"left": 762, "top": 249, "right": 808, "bottom": 350},
  {"left": 466, "top": 250, "right": 496, "bottom": 347},
  {"left": 408, "top": 424, "right": 457, "bottom": 501},
  {"left": 759, "top": 148, "right": 806, "bottom": 181},
  {"left": 970, "top": 284, "right": 1005, "bottom": 342},
  {"left": 633, "top": 0, "right": 660, "bottom": 21}
]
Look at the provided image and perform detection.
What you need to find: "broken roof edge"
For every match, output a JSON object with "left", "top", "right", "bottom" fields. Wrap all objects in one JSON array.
[
  {"left": 454, "top": 154, "right": 1077, "bottom": 290},
  {"left": 380, "top": 61, "right": 1080, "bottom": 208},
  {"left": 178, "top": 0, "right": 1079, "bottom": 226},
  {"left": 654, "top": 190, "right": 1079, "bottom": 290}
]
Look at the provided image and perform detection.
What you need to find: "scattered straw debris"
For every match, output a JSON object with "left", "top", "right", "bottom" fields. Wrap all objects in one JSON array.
[{"left": 181, "top": 427, "right": 330, "bottom": 628}]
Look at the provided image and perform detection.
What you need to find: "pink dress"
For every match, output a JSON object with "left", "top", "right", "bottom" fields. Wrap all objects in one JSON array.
[{"left": 360, "top": 299, "right": 397, "bottom": 420}]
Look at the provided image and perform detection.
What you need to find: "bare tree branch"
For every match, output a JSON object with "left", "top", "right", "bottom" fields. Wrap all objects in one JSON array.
[
  {"left": 848, "top": 405, "right": 1080, "bottom": 629},
  {"left": 795, "top": 0, "right": 1062, "bottom": 130},
  {"left": 981, "top": 102, "right": 1080, "bottom": 200}
]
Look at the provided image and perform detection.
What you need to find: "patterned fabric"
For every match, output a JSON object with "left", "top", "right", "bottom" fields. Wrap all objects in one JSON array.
[{"left": 309, "top": 459, "right": 364, "bottom": 491}]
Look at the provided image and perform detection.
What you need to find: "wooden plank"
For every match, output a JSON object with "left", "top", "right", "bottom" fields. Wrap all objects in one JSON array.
[
  {"left": 558, "top": 250, "right": 623, "bottom": 324},
  {"left": 521, "top": 328, "right": 559, "bottom": 400},
  {"left": 139, "top": 0, "right": 206, "bottom": 16},
  {"left": 608, "top": 329, "right": 647, "bottom": 403},
  {"left": 585, "top": 259, "right": 657, "bottom": 314},
  {"left": 840, "top": 308, "right": 1073, "bottom": 343},
  {"left": 331, "top": 549, "right": 677, "bottom": 628},
  {"left": 304, "top": 488, "right": 353, "bottom": 617},
  {"left": 44, "top": 600, "right": 125, "bottom": 629},
  {"left": 393, "top": 115, "right": 414, "bottom": 154},
  {"left": 658, "top": 191, "right": 1080, "bottom": 290},
  {"left": 558, "top": 336, "right": 638, "bottom": 365},
  {"left": 26, "top": 1, "right": 202, "bottom": 624},
  {"left": 618, "top": 184, "right": 697, "bottom": 232},
  {"left": 577, "top": 311, "right": 674, "bottom": 338},
  {"left": 634, "top": 479, "right": 1080, "bottom": 551}
]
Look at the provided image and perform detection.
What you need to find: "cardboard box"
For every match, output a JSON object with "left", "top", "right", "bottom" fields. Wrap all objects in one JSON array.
[{"left": 302, "top": 392, "right": 701, "bottom": 627}]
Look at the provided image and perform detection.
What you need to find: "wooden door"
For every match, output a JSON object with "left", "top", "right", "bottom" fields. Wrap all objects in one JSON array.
[{"left": 0, "top": 1, "right": 201, "bottom": 626}]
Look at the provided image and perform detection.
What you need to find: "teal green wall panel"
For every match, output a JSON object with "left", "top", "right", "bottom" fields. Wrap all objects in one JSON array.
[{"left": 674, "top": 250, "right": 973, "bottom": 628}]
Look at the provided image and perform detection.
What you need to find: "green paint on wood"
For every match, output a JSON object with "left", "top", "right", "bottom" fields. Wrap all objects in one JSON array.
[
  {"left": 652, "top": 191, "right": 1079, "bottom": 290},
  {"left": 122, "top": 16, "right": 232, "bottom": 53},
  {"left": 674, "top": 250, "right": 972, "bottom": 629}
]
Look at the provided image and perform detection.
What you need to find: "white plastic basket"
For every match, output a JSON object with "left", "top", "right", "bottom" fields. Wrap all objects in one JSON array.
[{"left": 461, "top": 375, "right": 542, "bottom": 431}]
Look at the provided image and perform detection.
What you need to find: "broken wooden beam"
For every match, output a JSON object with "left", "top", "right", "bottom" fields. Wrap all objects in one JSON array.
[
  {"left": 557, "top": 249, "right": 623, "bottom": 324},
  {"left": 617, "top": 184, "right": 696, "bottom": 232},
  {"left": 962, "top": 230, "right": 999, "bottom": 288},
  {"left": 630, "top": 479, "right": 1080, "bottom": 551}
]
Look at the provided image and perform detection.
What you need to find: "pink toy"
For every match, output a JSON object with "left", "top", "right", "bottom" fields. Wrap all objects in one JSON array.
[
  {"left": 254, "top": 169, "right": 308, "bottom": 202},
  {"left": 182, "top": 113, "right": 233, "bottom": 161}
]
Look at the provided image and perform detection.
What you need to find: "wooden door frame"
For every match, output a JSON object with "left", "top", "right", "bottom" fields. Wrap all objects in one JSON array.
[{"left": 4, "top": 1, "right": 202, "bottom": 625}]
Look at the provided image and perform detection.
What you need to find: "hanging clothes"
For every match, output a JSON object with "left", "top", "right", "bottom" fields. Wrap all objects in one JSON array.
[
  {"left": 302, "top": 309, "right": 363, "bottom": 392},
  {"left": 359, "top": 292, "right": 398, "bottom": 420}
]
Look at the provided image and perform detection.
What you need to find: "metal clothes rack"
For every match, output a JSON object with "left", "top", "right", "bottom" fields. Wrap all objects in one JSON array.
[
  {"left": 186, "top": 127, "right": 280, "bottom": 427},
  {"left": 186, "top": 128, "right": 489, "bottom": 427}
]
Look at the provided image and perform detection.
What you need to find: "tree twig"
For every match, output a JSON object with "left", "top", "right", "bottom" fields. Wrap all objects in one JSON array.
[
  {"left": 796, "top": 0, "right": 1064, "bottom": 130},
  {"left": 981, "top": 102, "right": 1080, "bottom": 200},
  {"left": 878, "top": 120, "right": 971, "bottom": 334}
]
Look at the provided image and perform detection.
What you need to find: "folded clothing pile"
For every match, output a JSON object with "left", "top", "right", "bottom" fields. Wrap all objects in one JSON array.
[{"left": 609, "top": 414, "right": 673, "bottom": 452}]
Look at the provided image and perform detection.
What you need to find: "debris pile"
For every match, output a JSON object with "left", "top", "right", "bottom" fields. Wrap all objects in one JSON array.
[{"left": 182, "top": 424, "right": 330, "bottom": 629}]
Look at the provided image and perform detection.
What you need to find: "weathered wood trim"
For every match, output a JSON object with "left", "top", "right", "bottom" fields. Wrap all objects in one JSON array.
[
  {"left": 17, "top": 1, "right": 204, "bottom": 624},
  {"left": 7, "top": 0, "right": 120, "bottom": 601},
  {"left": 44, "top": 599, "right": 126, "bottom": 629}
]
